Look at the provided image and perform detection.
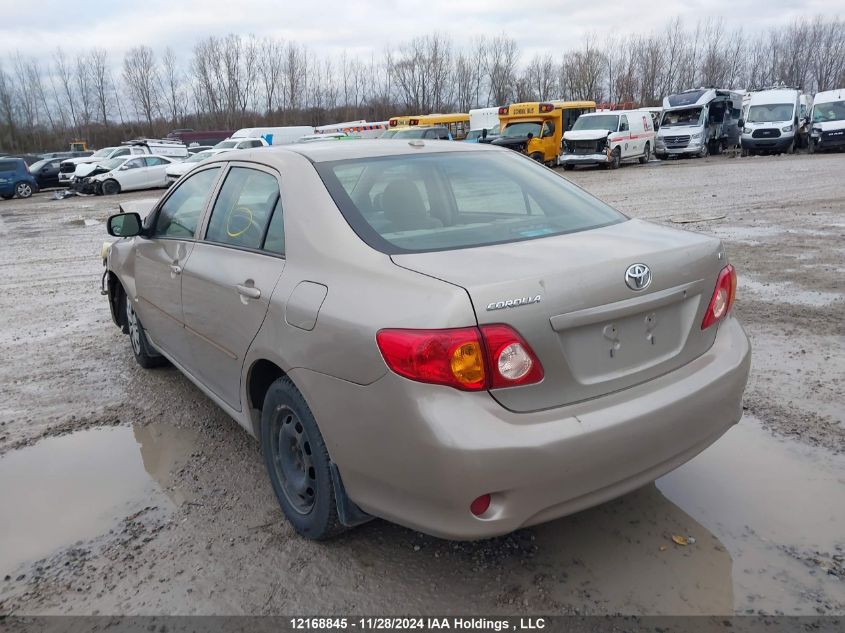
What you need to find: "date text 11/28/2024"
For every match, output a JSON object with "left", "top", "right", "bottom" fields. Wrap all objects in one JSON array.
[{"left": 290, "top": 618, "right": 548, "bottom": 631}]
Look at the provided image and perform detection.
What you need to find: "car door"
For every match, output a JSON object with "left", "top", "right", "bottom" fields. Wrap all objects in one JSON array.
[
  {"left": 180, "top": 163, "right": 286, "bottom": 409},
  {"left": 41, "top": 160, "right": 61, "bottom": 187},
  {"left": 618, "top": 115, "right": 632, "bottom": 157},
  {"left": 133, "top": 166, "right": 224, "bottom": 365},
  {"left": 116, "top": 158, "right": 147, "bottom": 191},
  {"left": 142, "top": 156, "right": 169, "bottom": 188}
]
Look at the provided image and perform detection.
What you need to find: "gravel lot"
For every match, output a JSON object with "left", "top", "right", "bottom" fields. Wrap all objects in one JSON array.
[{"left": 0, "top": 152, "right": 843, "bottom": 616}]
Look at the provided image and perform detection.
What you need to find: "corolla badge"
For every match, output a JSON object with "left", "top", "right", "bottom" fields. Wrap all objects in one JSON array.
[
  {"left": 625, "top": 263, "right": 652, "bottom": 291},
  {"left": 486, "top": 295, "right": 541, "bottom": 311}
]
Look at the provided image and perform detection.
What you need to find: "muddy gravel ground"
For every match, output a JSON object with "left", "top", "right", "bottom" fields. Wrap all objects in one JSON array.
[{"left": 0, "top": 152, "right": 843, "bottom": 616}]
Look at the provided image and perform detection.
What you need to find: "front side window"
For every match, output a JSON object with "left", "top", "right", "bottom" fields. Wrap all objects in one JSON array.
[
  {"left": 205, "top": 167, "right": 280, "bottom": 250},
  {"left": 123, "top": 158, "right": 144, "bottom": 170},
  {"left": 317, "top": 151, "right": 625, "bottom": 254},
  {"left": 619, "top": 116, "right": 629, "bottom": 132},
  {"left": 152, "top": 167, "right": 221, "bottom": 238}
]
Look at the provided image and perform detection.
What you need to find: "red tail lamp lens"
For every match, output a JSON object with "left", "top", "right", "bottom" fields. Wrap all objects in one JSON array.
[
  {"left": 701, "top": 264, "right": 737, "bottom": 330},
  {"left": 376, "top": 328, "right": 486, "bottom": 391},
  {"left": 376, "top": 325, "right": 543, "bottom": 391},
  {"left": 470, "top": 494, "right": 491, "bottom": 516}
]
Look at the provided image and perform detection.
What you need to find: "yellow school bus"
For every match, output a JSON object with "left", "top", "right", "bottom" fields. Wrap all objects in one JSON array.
[
  {"left": 495, "top": 101, "right": 596, "bottom": 164},
  {"left": 388, "top": 116, "right": 414, "bottom": 129},
  {"left": 408, "top": 113, "right": 470, "bottom": 140}
]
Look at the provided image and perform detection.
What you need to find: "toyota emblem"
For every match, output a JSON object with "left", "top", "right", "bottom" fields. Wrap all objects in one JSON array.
[{"left": 625, "top": 263, "right": 652, "bottom": 291}]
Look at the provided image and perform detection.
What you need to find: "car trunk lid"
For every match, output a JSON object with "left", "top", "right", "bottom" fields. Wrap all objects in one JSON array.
[{"left": 391, "top": 219, "right": 726, "bottom": 412}]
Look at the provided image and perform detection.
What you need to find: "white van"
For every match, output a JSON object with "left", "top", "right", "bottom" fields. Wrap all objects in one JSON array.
[
  {"left": 231, "top": 126, "right": 315, "bottom": 146},
  {"left": 655, "top": 88, "right": 743, "bottom": 159},
  {"left": 469, "top": 107, "right": 500, "bottom": 134},
  {"left": 740, "top": 88, "right": 809, "bottom": 155},
  {"left": 560, "top": 110, "right": 655, "bottom": 170},
  {"left": 809, "top": 88, "right": 845, "bottom": 153}
]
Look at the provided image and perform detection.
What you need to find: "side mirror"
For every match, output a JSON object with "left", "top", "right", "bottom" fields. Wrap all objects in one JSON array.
[
  {"left": 107, "top": 212, "right": 143, "bottom": 237},
  {"left": 481, "top": 128, "right": 488, "bottom": 139},
  {"left": 737, "top": 119, "right": 744, "bottom": 128},
  {"left": 527, "top": 132, "right": 534, "bottom": 140}
]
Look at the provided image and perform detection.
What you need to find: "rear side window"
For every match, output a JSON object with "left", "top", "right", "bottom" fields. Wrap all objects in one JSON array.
[
  {"left": 205, "top": 167, "right": 280, "bottom": 250},
  {"left": 153, "top": 167, "right": 221, "bottom": 238},
  {"left": 0, "top": 160, "right": 18, "bottom": 172},
  {"left": 317, "top": 151, "right": 625, "bottom": 253}
]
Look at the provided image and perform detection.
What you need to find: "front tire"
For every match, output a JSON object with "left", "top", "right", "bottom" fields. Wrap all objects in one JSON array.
[
  {"left": 698, "top": 143, "right": 710, "bottom": 158},
  {"left": 608, "top": 147, "right": 621, "bottom": 169},
  {"left": 101, "top": 179, "right": 121, "bottom": 196},
  {"left": 124, "top": 296, "right": 166, "bottom": 369},
  {"left": 14, "top": 181, "right": 33, "bottom": 198},
  {"left": 261, "top": 377, "right": 345, "bottom": 540},
  {"left": 562, "top": 164, "right": 575, "bottom": 171},
  {"left": 638, "top": 142, "right": 651, "bottom": 164}
]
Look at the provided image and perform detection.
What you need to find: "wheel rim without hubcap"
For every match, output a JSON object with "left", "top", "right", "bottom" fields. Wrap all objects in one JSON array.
[
  {"left": 271, "top": 406, "right": 316, "bottom": 514},
  {"left": 126, "top": 300, "right": 141, "bottom": 355}
]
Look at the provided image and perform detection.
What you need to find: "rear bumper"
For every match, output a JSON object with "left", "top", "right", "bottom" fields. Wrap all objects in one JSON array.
[{"left": 291, "top": 316, "right": 751, "bottom": 540}]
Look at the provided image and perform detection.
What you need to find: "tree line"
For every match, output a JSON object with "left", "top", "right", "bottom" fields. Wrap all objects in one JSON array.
[{"left": 1, "top": 15, "right": 844, "bottom": 153}]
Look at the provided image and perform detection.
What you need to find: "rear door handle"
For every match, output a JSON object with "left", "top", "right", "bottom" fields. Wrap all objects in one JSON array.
[
  {"left": 236, "top": 284, "right": 261, "bottom": 299},
  {"left": 169, "top": 265, "right": 182, "bottom": 275}
]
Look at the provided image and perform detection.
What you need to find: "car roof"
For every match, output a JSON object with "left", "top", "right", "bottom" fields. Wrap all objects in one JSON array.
[{"left": 219, "top": 138, "right": 499, "bottom": 165}]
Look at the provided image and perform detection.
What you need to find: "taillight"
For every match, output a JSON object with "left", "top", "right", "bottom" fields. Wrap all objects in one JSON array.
[
  {"left": 701, "top": 264, "right": 737, "bottom": 330},
  {"left": 478, "top": 324, "right": 544, "bottom": 388},
  {"left": 376, "top": 325, "right": 543, "bottom": 391}
]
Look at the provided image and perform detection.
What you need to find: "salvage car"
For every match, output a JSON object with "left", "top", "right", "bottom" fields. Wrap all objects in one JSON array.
[
  {"left": 103, "top": 140, "right": 751, "bottom": 541},
  {"left": 165, "top": 149, "right": 224, "bottom": 185},
  {"left": 0, "top": 157, "right": 39, "bottom": 199},
  {"left": 28, "top": 157, "right": 64, "bottom": 189},
  {"left": 82, "top": 155, "right": 176, "bottom": 195}
]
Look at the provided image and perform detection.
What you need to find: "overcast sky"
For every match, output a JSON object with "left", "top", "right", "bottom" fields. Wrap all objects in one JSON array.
[{"left": 1, "top": 0, "right": 843, "bottom": 64}]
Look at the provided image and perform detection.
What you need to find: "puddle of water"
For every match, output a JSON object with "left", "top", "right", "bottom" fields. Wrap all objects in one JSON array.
[
  {"left": 0, "top": 423, "right": 197, "bottom": 574},
  {"left": 741, "top": 276, "right": 843, "bottom": 307},
  {"left": 657, "top": 416, "right": 845, "bottom": 613}
]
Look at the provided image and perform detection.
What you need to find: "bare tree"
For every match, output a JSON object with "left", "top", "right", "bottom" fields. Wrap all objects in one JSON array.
[
  {"left": 485, "top": 34, "right": 518, "bottom": 105},
  {"left": 54, "top": 48, "right": 79, "bottom": 133},
  {"left": 123, "top": 45, "right": 161, "bottom": 135},
  {"left": 160, "top": 47, "right": 185, "bottom": 126},
  {"left": 89, "top": 48, "right": 112, "bottom": 126}
]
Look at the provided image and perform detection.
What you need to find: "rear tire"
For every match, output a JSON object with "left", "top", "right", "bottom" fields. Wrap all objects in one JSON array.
[
  {"left": 638, "top": 142, "right": 651, "bottom": 164},
  {"left": 14, "top": 181, "right": 33, "bottom": 199},
  {"left": 124, "top": 295, "right": 167, "bottom": 369},
  {"left": 101, "top": 179, "right": 121, "bottom": 196},
  {"left": 261, "top": 376, "right": 345, "bottom": 540}
]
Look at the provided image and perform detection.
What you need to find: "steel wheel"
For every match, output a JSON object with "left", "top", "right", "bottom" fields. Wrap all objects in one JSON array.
[
  {"left": 270, "top": 406, "right": 317, "bottom": 514},
  {"left": 126, "top": 299, "right": 141, "bottom": 356},
  {"left": 15, "top": 182, "right": 32, "bottom": 198}
]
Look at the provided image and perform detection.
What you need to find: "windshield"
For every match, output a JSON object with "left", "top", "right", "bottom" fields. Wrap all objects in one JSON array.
[
  {"left": 813, "top": 100, "right": 845, "bottom": 123},
  {"left": 186, "top": 151, "right": 213, "bottom": 162},
  {"left": 91, "top": 147, "right": 116, "bottom": 158},
  {"left": 315, "top": 151, "right": 625, "bottom": 254},
  {"left": 99, "top": 158, "right": 126, "bottom": 171},
  {"left": 214, "top": 140, "right": 239, "bottom": 149},
  {"left": 747, "top": 103, "right": 794, "bottom": 123},
  {"left": 391, "top": 128, "right": 429, "bottom": 139},
  {"left": 502, "top": 122, "right": 542, "bottom": 138},
  {"left": 572, "top": 115, "right": 619, "bottom": 132},
  {"left": 661, "top": 108, "right": 704, "bottom": 127}
]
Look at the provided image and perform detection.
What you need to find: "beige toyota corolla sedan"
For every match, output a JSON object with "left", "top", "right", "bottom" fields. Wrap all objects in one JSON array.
[{"left": 103, "top": 140, "right": 750, "bottom": 540}]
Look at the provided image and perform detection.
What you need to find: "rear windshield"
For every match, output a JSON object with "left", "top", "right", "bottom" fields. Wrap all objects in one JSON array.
[{"left": 315, "top": 151, "right": 625, "bottom": 254}]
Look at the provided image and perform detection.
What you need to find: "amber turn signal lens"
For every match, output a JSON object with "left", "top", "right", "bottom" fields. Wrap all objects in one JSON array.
[{"left": 450, "top": 341, "right": 485, "bottom": 387}]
